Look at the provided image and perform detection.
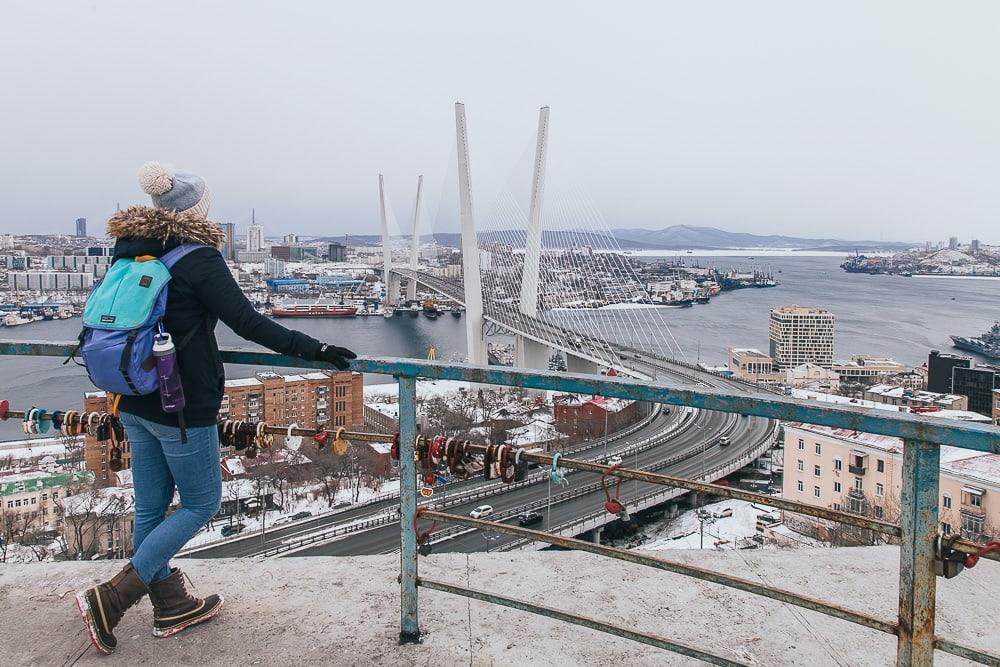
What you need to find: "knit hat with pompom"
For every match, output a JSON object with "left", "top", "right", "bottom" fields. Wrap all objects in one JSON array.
[{"left": 137, "top": 161, "right": 212, "bottom": 220}]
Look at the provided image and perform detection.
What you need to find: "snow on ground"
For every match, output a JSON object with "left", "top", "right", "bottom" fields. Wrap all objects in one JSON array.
[
  {"left": 184, "top": 479, "right": 401, "bottom": 549},
  {"left": 364, "top": 379, "right": 474, "bottom": 401},
  {"left": 640, "top": 498, "right": 782, "bottom": 550}
]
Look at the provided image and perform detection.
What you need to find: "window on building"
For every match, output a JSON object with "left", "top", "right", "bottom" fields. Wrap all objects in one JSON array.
[
  {"left": 814, "top": 443, "right": 821, "bottom": 455},
  {"left": 30, "top": 497, "right": 37, "bottom": 504},
  {"left": 877, "top": 459, "right": 885, "bottom": 473},
  {"left": 834, "top": 458, "right": 842, "bottom": 471},
  {"left": 943, "top": 494, "right": 952, "bottom": 509},
  {"left": 814, "top": 465, "right": 821, "bottom": 477},
  {"left": 15, "top": 499, "right": 21, "bottom": 507},
  {"left": 834, "top": 481, "right": 842, "bottom": 493},
  {"left": 814, "top": 486, "right": 821, "bottom": 498},
  {"left": 961, "top": 514, "right": 984, "bottom": 540},
  {"left": 6, "top": 501, "right": 12, "bottom": 509},
  {"left": 875, "top": 483, "right": 884, "bottom": 497},
  {"left": 854, "top": 478, "right": 863, "bottom": 492},
  {"left": 970, "top": 493, "right": 983, "bottom": 508},
  {"left": 797, "top": 480, "right": 803, "bottom": 492},
  {"left": 41, "top": 493, "right": 47, "bottom": 501},
  {"left": 798, "top": 439, "right": 804, "bottom": 450},
  {"left": 797, "top": 460, "right": 804, "bottom": 472},
  {"left": 833, "top": 502, "right": 842, "bottom": 511},
  {"left": 941, "top": 522, "right": 952, "bottom": 535},
  {"left": 874, "top": 505, "right": 884, "bottom": 519},
  {"left": 334, "top": 416, "right": 345, "bottom": 427},
  {"left": 846, "top": 494, "right": 866, "bottom": 515}
]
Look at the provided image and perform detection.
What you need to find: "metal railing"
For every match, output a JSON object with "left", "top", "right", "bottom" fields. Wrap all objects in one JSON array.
[
  {"left": 350, "top": 356, "right": 998, "bottom": 666},
  {"left": 2, "top": 341, "right": 998, "bottom": 665}
]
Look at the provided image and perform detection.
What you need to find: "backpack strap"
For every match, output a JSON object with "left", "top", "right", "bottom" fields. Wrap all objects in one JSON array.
[{"left": 159, "top": 243, "right": 207, "bottom": 270}]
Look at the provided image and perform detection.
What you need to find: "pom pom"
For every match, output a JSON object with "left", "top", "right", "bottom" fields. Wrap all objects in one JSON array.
[{"left": 137, "top": 161, "right": 174, "bottom": 196}]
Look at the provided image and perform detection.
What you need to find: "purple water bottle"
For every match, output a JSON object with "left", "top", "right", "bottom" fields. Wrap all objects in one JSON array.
[{"left": 153, "top": 333, "right": 186, "bottom": 413}]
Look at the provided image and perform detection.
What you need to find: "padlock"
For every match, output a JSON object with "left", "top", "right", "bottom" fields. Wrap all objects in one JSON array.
[
  {"left": 605, "top": 499, "right": 623, "bottom": 515},
  {"left": 418, "top": 542, "right": 433, "bottom": 556},
  {"left": 934, "top": 535, "right": 966, "bottom": 579},
  {"left": 419, "top": 487, "right": 434, "bottom": 497},
  {"left": 617, "top": 506, "right": 631, "bottom": 522},
  {"left": 424, "top": 471, "right": 436, "bottom": 485}
]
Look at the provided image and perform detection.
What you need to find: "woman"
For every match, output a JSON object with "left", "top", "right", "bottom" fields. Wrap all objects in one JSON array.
[{"left": 76, "top": 162, "right": 356, "bottom": 654}]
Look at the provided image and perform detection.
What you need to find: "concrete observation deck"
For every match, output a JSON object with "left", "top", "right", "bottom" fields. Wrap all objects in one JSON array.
[{"left": 2, "top": 547, "right": 996, "bottom": 665}]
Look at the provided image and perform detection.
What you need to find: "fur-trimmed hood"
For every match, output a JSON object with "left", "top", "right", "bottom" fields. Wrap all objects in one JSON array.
[{"left": 107, "top": 205, "right": 223, "bottom": 249}]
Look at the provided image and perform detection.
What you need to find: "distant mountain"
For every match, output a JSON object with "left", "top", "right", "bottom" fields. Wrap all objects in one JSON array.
[
  {"left": 318, "top": 225, "right": 913, "bottom": 251},
  {"left": 610, "top": 225, "right": 913, "bottom": 251}
]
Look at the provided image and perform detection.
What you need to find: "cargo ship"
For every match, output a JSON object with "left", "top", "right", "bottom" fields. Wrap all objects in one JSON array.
[
  {"left": 951, "top": 321, "right": 1000, "bottom": 360},
  {"left": 270, "top": 304, "right": 358, "bottom": 318}
]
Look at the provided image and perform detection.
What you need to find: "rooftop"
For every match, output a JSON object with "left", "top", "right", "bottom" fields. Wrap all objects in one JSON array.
[
  {"left": 3, "top": 548, "right": 996, "bottom": 665},
  {"left": 865, "top": 384, "right": 965, "bottom": 405},
  {"left": 0, "top": 469, "right": 94, "bottom": 497}
]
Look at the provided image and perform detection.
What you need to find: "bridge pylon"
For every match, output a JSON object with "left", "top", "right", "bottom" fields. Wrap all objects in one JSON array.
[
  {"left": 378, "top": 174, "right": 400, "bottom": 307},
  {"left": 455, "top": 102, "right": 487, "bottom": 365},
  {"left": 406, "top": 175, "right": 423, "bottom": 302}
]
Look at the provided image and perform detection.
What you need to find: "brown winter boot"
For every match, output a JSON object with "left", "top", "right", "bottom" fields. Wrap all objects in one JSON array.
[
  {"left": 75, "top": 563, "right": 149, "bottom": 655},
  {"left": 148, "top": 568, "right": 224, "bottom": 638}
]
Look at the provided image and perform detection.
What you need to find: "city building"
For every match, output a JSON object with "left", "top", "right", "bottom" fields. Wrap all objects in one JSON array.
[
  {"left": 86, "top": 246, "right": 113, "bottom": 257},
  {"left": 832, "top": 355, "right": 909, "bottom": 385},
  {"left": 783, "top": 420, "right": 999, "bottom": 544},
  {"left": 784, "top": 363, "right": 840, "bottom": 391},
  {"left": 60, "top": 484, "right": 135, "bottom": 559},
  {"left": 1, "top": 469, "right": 95, "bottom": 534},
  {"left": 247, "top": 222, "right": 265, "bottom": 253},
  {"left": 236, "top": 250, "right": 269, "bottom": 263},
  {"left": 768, "top": 305, "right": 834, "bottom": 369},
  {"left": 283, "top": 234, "right": 299, "bottom": 244},
  {"left": 927, "top": 350, "right": 971, "bottom": 394},
  {"left": 9, "top": 272, "right": 95, "bottom": 292},
  {"left": 0, "top": 234, "right": 14, "bottom": 250},
  {"left": 861, "top": 384, "right": 968, "bottom": 411},
  {"left": 75, "top": 217, "right": 87, "bottom": 238},
  {"left": 951, "top": 366, "right": 1000, "bottom": 417},
  {"left": 83, "top": 393, "right": 133, "bottom": 482},
  {"left": 727, "top": 348, "right": 781, "bottom": 386},
  {"left": 553, "top": 395, "right": 646, "bottom": 442},
  {"left": 219, "top": 222, "right": 236, "bottom": 261},
  {"left": 993, "top": 389, "right": 1000, "bottom": 425},
  {"left": 328, "top": 242, "right": 347, "bottom": 262},
  {"left": 264, "top": 257, "right": 287, "bottom": 277},
  {"left": 949, "top": 236, "right": 959, "bottom": 250}
]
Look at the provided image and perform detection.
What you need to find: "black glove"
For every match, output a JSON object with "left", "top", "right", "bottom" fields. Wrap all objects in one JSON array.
[{"left": 318, "top": 343, "right": 357, "bottom": 370}]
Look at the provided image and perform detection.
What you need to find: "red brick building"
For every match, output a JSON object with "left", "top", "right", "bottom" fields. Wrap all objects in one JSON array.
[
  {"left": 83, "top": 371, "right": 364, "bottom": 477},
  {"left": 553, "top": 395, "right": 645, "bottom": 442}
]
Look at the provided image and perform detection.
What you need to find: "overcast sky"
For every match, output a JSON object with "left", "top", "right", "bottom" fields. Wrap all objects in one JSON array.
[{"left": 1, "top": 1, "right": 998, "bottom": 242}]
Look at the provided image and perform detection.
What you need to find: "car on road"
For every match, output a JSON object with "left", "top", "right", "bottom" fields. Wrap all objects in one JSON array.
[
  {"left": 221, "top": 523, "right": 246, "bottom": 537},
  {"left": 718, "top": 436, "right": 731, "bottom": 446},
  {"left": 517, "top": 511, "right": 543, "bottom": 527},
  {"left": 470, "top": 505, "right": 494, "bottom": 519},
  {"left": 333, "top": 500, "right": 353, "bottom": 509},
  {"left": 607, "top": 454, "right": 623, "bottom": 466},
  {"left": 292, "top": 511, "right": 313, "bottom": 520}
]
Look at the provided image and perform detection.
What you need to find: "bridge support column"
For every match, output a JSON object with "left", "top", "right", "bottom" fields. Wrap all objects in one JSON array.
[
  {"left": 378, "top": 174, "right": 398, "bottom": 308},
  {"left": 455, "top": 102, "right": 487, "bottom": 365},
  {"left": 514, "top": 335, "right": 551, "bottom": 370},
  {"left": 519, "top": 106, "right": 549, "bottom": 319},
  {"left": 590, "top": 527, "right": 603, "bottom": 544},
  {"left": 566, "top": 354, "right": 602, "bottom": 376},
  {"left": 407, "top": 175, "right": 423, "bottom": 303}
]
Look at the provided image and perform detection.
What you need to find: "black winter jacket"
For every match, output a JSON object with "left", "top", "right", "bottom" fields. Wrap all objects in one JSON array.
[{"left": 107, "top": 206, "right": 324, "bottom": 427}]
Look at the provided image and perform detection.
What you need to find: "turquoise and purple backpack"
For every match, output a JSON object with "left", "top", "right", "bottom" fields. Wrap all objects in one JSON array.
[{"left": 78, "top": 244, "right": 204, "bottom": 395}]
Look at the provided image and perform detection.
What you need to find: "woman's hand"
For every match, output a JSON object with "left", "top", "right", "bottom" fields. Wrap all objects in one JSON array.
[{"left": 318, "top": 343, "right": 357, "bottom": 370}]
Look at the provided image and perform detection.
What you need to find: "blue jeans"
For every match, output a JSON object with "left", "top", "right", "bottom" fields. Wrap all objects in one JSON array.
[{"left": 121, "top": 412, "right": 222, "bottom": 584}]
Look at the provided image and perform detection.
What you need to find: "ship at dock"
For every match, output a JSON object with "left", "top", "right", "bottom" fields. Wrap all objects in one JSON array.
[
  {"left": 950, "top": 321, "right": 1000, "bottom": 360},
  {"left": 270, "top": 304, "right": 358, "bottom": 318}
]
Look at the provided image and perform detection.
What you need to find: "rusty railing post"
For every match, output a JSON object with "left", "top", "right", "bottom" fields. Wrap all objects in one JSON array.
[
  {"left": 397, "top": 375, "right": 421, "bottom": 643},
  {"left": 896, "top": 439, "right": 939, "bottom": 666}
]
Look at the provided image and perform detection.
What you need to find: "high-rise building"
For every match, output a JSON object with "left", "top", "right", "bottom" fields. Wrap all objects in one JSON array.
[
  {"left": 970, "top": 239, "right": 980, "bottom": 255},
  {"left": 768, "top": 305, "right": 835, "bottom": 369},
  {"left": 75, "top": 218, "right": 87, "bottom": 238},
  {"left": 927, "top": 350, "right": 971, "bottom": 394},
  {"left": 219, "top": 222, "right": 236, "bottom": 261},
  {"left": 949, "top": 236, "right": 959, "bottom": 250},
  {"left": 247, "top": 224, "right": 264, "bottom": 253},
  {"left": 0, "top": 234, "right": 14, "bottom": 250},
  {"left": 283, "top": 234, "right": 299, "bottom": 244},
  {"left": 328, "top": 242, "right": 347, "bottom": 262},
  {"left": 264, "top": 257, "right": 286, "bottom": 277},
  {"left": 951, "top": 366, "right": 1000, "bottom": 417}
]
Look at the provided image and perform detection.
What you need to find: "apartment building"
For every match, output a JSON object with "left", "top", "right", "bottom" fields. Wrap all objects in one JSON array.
[
  {"left": 84, "top": 370, "right": 364, "bottom": 473},
  {"left": 768, "top": 305, "right": 835, "bottom": 369},
  {"left": 0, "top": 469, "right": 95, "bottom": 534},
  {"left": 783, "top": 421, "right": 999, "bottom": 543},
  {"left": 832, "top": 355, "right": 909, "bottom": 385}
]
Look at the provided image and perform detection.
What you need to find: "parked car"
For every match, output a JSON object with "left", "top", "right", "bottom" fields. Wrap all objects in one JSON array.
[
  {"left": 517, "top": 511, "right": 543, "bottom": 527},
  {"left": 221, "top": 523, "right": 246, "bottom": 537},
  {"left": 470, "top": 505, "right": 494, "bottom": 519},
  {"left": 607, "top": 454, "right": 623, "bottom": 466},
  {"left": 292, "top": 511, "right": 313, "bottom": 520}
]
